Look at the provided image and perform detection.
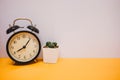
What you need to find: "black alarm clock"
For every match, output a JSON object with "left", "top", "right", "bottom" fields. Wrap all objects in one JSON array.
[{"left": 6, "top": 18, "right": 41, "bottom": 64}]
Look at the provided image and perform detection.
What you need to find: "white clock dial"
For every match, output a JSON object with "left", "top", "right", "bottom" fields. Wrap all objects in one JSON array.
[{"left": 7, "top": 31, "right": 41, "bottom": 63}]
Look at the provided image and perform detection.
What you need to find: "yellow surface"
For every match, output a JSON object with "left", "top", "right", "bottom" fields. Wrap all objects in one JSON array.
[{"left": 0, "top": 58, "right": 120, "bottom": 80}]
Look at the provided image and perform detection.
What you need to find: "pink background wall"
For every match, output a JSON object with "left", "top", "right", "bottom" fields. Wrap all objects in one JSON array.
[{"left": 0, "top": 0, "right": 120, "bottom": 58}]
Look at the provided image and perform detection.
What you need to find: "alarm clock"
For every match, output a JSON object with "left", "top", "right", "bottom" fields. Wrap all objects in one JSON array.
[{"left": 6, "top": 18, "right": 41, "bottom": 64}]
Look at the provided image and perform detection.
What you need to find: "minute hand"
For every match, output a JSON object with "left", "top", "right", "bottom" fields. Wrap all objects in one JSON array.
[{"left": 24, "top": 38, "right": 31, "bottom": 47}]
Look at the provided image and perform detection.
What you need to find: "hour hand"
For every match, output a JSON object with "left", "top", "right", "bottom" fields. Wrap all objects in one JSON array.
[{"left": 17, "top": 47, "right": 24, "bottom": 52}]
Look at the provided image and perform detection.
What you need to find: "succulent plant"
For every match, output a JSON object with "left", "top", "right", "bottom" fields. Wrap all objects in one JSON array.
[
  {"left": 46, "top": 41, "right": 51, "bottom": 47},
  {"left": 53, "top": 42, "right": 57, "bottom": 47},
  {"left": 44, "top": 41, "right": 58, "bottom": 48}
]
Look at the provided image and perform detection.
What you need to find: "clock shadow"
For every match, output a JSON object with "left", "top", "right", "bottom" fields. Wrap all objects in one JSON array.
[{"left": 10, "top": 58, "right": 43, "bottom": 66}]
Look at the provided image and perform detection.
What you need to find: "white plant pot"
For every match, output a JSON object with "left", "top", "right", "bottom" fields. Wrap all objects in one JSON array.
[{"left": 43, "top": 47, "right": 59, "bottom": 63}]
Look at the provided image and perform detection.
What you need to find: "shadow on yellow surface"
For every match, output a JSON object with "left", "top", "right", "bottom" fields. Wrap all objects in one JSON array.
[{"left": 0, "top": 58, "right": 120, "bottom": 80}]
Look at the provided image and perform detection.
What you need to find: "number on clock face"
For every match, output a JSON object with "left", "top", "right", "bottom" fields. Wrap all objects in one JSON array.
[{"left": 7, "top": 31, "right": 40, "bottom": 62}]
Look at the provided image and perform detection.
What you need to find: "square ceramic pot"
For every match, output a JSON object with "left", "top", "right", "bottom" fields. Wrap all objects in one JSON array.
[{"left": 43, "top": 47, "right": 59, "bottom": 63}]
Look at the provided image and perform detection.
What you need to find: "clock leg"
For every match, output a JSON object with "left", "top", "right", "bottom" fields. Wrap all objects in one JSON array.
[
  {"left": 13, "top": 61, "right": 16, "bottom": 64},
  {"left": 13, "top": 61, "right": 20, "bottom": 65},
  {"left": 34, "top": 59, "right": 38, "bottom": 63}
]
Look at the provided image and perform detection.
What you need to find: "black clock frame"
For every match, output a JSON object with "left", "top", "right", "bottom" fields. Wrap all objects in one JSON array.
[{"left": 6, "top": 31, "right": 41, "bottom": 64}]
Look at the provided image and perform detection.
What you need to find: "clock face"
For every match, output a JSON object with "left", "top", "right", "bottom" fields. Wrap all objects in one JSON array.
[{"left": 6, "top": 31, "right": 41, "bottom": 63}]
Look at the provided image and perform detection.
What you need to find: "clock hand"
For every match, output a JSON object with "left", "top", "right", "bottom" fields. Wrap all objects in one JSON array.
[
  {"left": 17, "top": 46, "right": 25, "bottom": 52},
  {"left": 24, "top": 38, "right": 31, "bottom": 47},
  {"left": 16, "top": 38, "right": 31, "bottom": 52}
]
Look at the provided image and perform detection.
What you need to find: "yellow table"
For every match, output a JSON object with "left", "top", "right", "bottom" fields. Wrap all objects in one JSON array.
[{"left": 0, "top": 58, "right": 120, "bottom": 80}]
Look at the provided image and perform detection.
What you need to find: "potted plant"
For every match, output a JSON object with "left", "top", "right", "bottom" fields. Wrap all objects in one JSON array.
[{"left": 43, "top": 41, "right": 59, "bottom": 63}]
